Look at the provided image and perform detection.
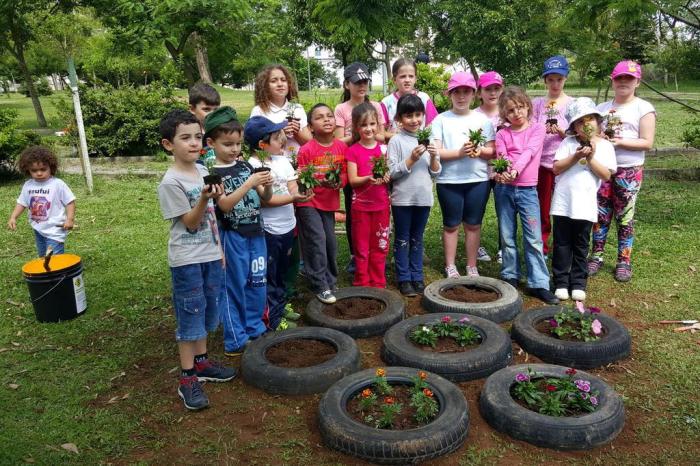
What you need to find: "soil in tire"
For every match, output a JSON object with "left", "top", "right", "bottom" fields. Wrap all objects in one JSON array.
[
  {"left": 265, "top": 339, "right": 337, "bottom": 368},
  {"left": 322, "top": 297, "right": 386, "bottom": 320},
  {"left": 411, "top": 336, "right": 482, "bottom": 353},
  {"left": 440, "top": 285, "right": 499, "bottom": 303}
]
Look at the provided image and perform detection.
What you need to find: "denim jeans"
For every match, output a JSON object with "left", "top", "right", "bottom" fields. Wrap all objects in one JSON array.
[
  {"left": 494, "top": 184, "right": 551, "bottom": 289},
  {"left": 392, "top": 206, "right": 430, "bottom": 283},
  {"left": 170, "top": 260, "right": 223, "bottom": 342},
  {"left": 34, "top": 230, "right": 64, "bottom": 256}
]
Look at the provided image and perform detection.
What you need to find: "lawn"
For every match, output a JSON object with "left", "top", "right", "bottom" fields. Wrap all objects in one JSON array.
[{"left": 0, "top": 173, "right": 698, "bottom": 464}]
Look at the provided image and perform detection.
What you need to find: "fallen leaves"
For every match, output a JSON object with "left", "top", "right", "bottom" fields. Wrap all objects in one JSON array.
[
  {"left": 8, "top": 383, "right": 19, "bottom": 390},
  {"left": 60, "top": 443, "right": 79, "bottom": 454}
]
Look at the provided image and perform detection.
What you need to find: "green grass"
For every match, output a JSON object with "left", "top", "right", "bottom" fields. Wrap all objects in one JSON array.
[{"left": 645, "top": 152, "right": 700, "bottom": 169}]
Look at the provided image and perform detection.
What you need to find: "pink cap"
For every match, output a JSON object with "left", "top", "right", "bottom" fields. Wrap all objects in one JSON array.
[
  {"left": 611, "top": 60, "right": 642, "bottom": 79},
  {"left": 478, "top": 71, "right": 504, "bottom": 89},
  {"left": 445, "top": 71, "right": 477, "bottom": 94}
]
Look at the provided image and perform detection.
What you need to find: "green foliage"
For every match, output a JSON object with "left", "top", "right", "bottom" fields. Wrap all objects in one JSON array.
[
  {"left": 55, "top": 83, "right": 183, "bottom": 157},
  {"left": 682, "top": 114, "right": 700, "bottom": 149},
  {"left": 297, "top": 163, "right": 320, "bottom": 193},
  {"left": 18, "top": 78, "right": 52, "bottom": 97},
  {"left": 511, "top": 368, "right": 599, "bottom": 417},
  {"left": 409, "top": 316, "right": 481, "bottom": 347},
  {"left": 410, "top": 389, "right": 439, "bottom": 423},
  {"left": 410, "top": 325, "right": 438, "bottom": 347},
  {"left": 549, "top": 305, "right": 603, "bottom": 342},
  {"left": 415, "top": 63, "right": 450, "bottom": 112},
  {"left": 371, "top": 155, "right": 388, "bottom": 178},
  {"left": 0, "top": 107, "right": 41, "bottom": 171}
]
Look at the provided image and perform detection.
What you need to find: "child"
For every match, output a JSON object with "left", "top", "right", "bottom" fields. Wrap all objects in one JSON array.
[
  {"left": 7, "top": 146, "right": 76, "bottom": 256},
  {"left": 551, "top": 98, "right": 616, "bottom": 301},
  {"left": 203, "top": 107, "right": 273, "bottom": 355},
  {"left": 532, "top": 55, "right": 573, "bottom": 258},
  {"left": 387, "top": 94, "right": 441, "bottom": 296},
  {"left": 157, "top": 109, "right": 236, "bottom": 411},
  {"left": 188, "top": 82, "right": 221, "bottom": 126},
  {"left": 431, "top": 71, "right": 496, "bottom": 278},
  {"left": 297, "top": 103, "right": 347, "bottom": 303},
  {"left": 346, "top": 103, "right": 391, "bottom": 288},
  {"left": 245, "top": 115, "right": 312, "bottom": 330},
  {"left": 380, "top": 57, "right": 439, "bottom": 133},
  {"left": 494, "top": 86, "right": 559, "bottom": 305},
  {"left": 589, "top": 60, "right": 656, "bottom": 282}
]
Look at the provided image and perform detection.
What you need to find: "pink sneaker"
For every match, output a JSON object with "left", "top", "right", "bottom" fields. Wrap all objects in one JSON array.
[{"left": 444, "top": 265, "right": 460, "bottom": 278}]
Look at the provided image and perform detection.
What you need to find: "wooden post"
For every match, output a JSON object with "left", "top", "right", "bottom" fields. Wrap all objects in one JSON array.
[{"left": 67, "top": 56, "right": 93, "bottom": 194}]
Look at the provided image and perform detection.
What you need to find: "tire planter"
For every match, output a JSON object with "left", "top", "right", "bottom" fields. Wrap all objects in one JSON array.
[
  {"left": 241, "top": 327, "right": 361, "bottom": 395},
  {"left": 422, "top": 277, "right": 522, "bottom": 323},
  {"left": 479, "top": 364, "right": 625, "bottom": 450},
  {"left": 511, "top": 306, "right": 631, "bottom": 369},
  {"left": 381, "top": 313, "right": 512, "bottom": 382},
  {"left": 319, "top": 367, "right": 469, "bottom": 464},
  {"left": 305, "top": 287, "right": 405, "bottom": 338}
]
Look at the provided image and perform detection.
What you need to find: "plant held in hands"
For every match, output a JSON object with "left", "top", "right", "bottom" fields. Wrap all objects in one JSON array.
[
  {"left": 491, "top": 154, "right": 511, "bottom": 174},
  {"left": 297, "top": 163, "right": 320, "bottom": 194},
  {"left": 545, "top": 100, "right": 558, "bottom": 126},
  {"left": 468, "top": 128, "right": 486, "bottom": 148},
  {"left": 288, "top": 147, "right": 298, "bottom": 170},
  {"left": 324, "top": 152, "right": 342, "bottom": 185},
  {"left": 416, "top": 126, "right": 432, "bottom": 147},
  {"left": 371, "top": 155, "right": 389, "bottom": 179},
  {"left": 252, "top": 149, "right": 272, "bottom": 173},
  {"left": 202, "top": 154, "right": 222, "bottom": 189},
  {"left": 603, "top": 109, "right": 622, "bottom": 139},
  {"left": 286, "top": 99, "right": 301, "bottom": 122}
]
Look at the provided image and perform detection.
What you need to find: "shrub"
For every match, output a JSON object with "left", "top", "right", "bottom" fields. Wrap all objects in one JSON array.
[
  {"left": 18, "top": 78, "right": 53, "bottom": 97},
  {"left": 416, "top": 63, "right": 451, "bottom": 112},
  {"left": 56, "top": 83, "right": 185, "bottom": 157},
  {"left": 0, "top": 107, "right": 42, "bottom": 177},
  {"left": 682, "top": 114, "right": 700, "bottom": 149}
]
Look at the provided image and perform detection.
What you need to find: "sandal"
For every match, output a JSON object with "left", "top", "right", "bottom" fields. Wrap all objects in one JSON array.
[{"left": 614, "top": 263, "right": 632, "bottom": 282}]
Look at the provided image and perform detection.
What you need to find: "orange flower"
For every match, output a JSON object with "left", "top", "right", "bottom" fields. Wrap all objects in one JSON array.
[
  {"left": 418, "top": 371, "right": 427, "bottom": 380},
  {"left": 423, "top": 388, "right": 433, "bottom": 398},
  {"left": 375, "top": 368, "right": 386, "bottom": 377},
  {"left": 547, "top": 100, "right": 557, "bottom": 108},
  {"left": 361, "top": 388, "right": 373, "bottom": 398},
  {"left": 384, "top": 397, "right": 395, "bottom": 404}
]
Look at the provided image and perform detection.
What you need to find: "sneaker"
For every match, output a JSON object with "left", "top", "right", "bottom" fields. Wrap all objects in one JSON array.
[
  {"left": 587, "top": 258, "right": 603, "bottom": 276},
  {"left": 527, "top": 288, "right": 560, "bottom": 305},
  {"left": 283, "top": 304, "right": 301, "bottom": 321},
  {"left": 178, "top": 375, "right": 209, "bottom": 410},
  {"left": 571, "top": 289, "right": 586, "bottom": 301},
  {"left": 614, "top": 263, "right": 632, "bottom": 282},
  {"left": 445, "top": 265, "right": 460, "bottom": 278},
  {"left": 496, "top": 250, "right": 503, "bottom": 264},
  {"left": 466, "top": 265, "right": 479, "bottom": 277},
  {"left": 412, "top": 281, "right": 426, "bottom": 294},
  {"left": 276, "top": 318, "right": 297, "bottom": 331},
  {"left": 477, "top": 246, "right": 492, "bottom": 262},
  {"left": 317, "top": 290, "right": 337, "bottom": 304},
  {"left": 195, "top": 359, "right": 237, "bottom": 383},
  {"left": 504, "top": 278, "right": 519, "bottom": 289},
  {"left": 554, "top": 288, "right": 570, "bottom": 301},
  {"left": 399, "top": 281, "right": 417, "bottom": 297},
  {"left": 345, "top": 256, "right": 356, "bottom": 274},
  {"left": 224, "top": 342, "right": 248, "bottom": 357}
]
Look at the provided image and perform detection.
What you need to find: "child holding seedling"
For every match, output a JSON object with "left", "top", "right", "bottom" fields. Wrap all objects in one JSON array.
[
  {"left": 380, "top": 57, "right": 439, "bottom": 133},
  {"left": 589, "top": 60, "right": 656, "bottom": 283},
  {"left": 532, "top": 55, "right": 573, "bottom": 259},
  {"left": 387, "top": 94, "right": 441, "bottom": 296},
  {"left": 157, "top": 109, "right": 236, "bottom": 411},
  {"left": 551, "top": 98, "right": 616, "bottom": 302},
  {"left": 494, "top": 86, "right": 559, "bottom": 305},
  {"left": 8, "top": 146, "right": 76, "bottom": 257},
  {"left": 203, "top": 107, "right": 273, "bottom": 356},
  {"left": 297, "top": 103, "right": 348, "bottom": 303},
  {"left": 430, "top": 71, "right": 496, "bottom": 279},
  {"left": 346, "top": 102, "right": 391, "bottom": 288}
]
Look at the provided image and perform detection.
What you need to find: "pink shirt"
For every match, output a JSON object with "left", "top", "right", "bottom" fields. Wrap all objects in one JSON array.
[
  {"left": 346, "top": 142, "right": 390, "bottom": 212},
  {"left": 495, "top": 123, "right": 546, "bottom": 187},
  {"left": 380, "top": 91, "right": 438, "bottom": 131},
  {"left": 532, "top": 97, "right": 572, "bottom": 168},
  {"left": 334, "top": 101, "right": 386, "bottom": 138},
  {"left": 296, "top": 139, "right": 347, "bottom": 211}
]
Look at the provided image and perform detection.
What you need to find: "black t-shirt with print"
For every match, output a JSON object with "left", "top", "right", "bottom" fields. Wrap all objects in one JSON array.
[{"left": 213, "top": 161, "right": 264, "bottom": 237}]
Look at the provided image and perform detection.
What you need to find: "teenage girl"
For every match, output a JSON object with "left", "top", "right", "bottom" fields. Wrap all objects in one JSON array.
[{"left": 380, "top": 57, "right": 439, "bottom": 133}]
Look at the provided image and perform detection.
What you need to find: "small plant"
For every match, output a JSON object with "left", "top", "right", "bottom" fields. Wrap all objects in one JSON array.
[
  {"left": 324, "top": 152, "right": 342, "bottom": 185},
  {"left": 410, "top": 325, "right": 438, "bottom": 347},
  {"left": 252, "top": 150, "right": 272, "bottom": 173},
  {"left": 576, "top": 118, "right": 596, "bottom": 164},
  {"left": 286, "top": 99, "right": 301, "bottom": 122},
  {"left": 491, "top": 154, "right": 512, "bottom": 174},
  {"left": 288, "top": 147, "right": 298, "bottom": 170},
  {"left": 415, "top": 126, "right": 432, "bottom": 147},
  {"left": 547, "top": 302, "right": 603, "bottom": 342},
  {"left": 371, "top": 155, "right": 389, "bottom": 179},
  {"left": 545, "top": 100, "right": 558, "bottom": 126},
  {"left": 511, "top": 367, "right": 600, "bottom": 417},
  {"left": 410, "top": 315, "right": 481, "bottom": 348},
  {"left": 201, "top": 151, "right": 222, "bottom": 188},
  {"left": 467, "top": 128, "right": 486, "bottom": 148},
  {"left": 297, "top": 163, "right": 320, "bottom": 194},
  {"left": 358, "top": 388, "right": 377, "bottom": 411},
  {"left": 603, "top": 109, "right": 622, "bottom": 139},
  {"left": 372, "top": 368, "right": 393, "bottom": 395},
  {"left": 377, "top": 396, "right": 403, "bottom": 428},
  {"left": 411, "top": 388, "right": 439, "bottom": 423}
]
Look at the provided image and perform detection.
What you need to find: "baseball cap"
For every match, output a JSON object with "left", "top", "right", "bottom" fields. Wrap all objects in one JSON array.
[
  {"left": 344, "top": 62, "right": 370, "bottom": 84},
  {"left": 243, "top": 116, "right": 287, "bottom": 149},
  {"left": 542, "top": 55, "right": 570, "bottom": 77},
  {"left": 478, "top": 71, "right": 504, "bottom": 89},
  {"left": 611, "top": 60, "right": 642, "bottom": 79},
  {"left": 445, "top": 71, "right": 477, "bottom": 94}
]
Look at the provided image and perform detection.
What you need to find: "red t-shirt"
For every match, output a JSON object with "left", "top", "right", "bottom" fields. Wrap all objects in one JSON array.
[
  {"left": 295, "top": 138, "right": 347, "bottom": 211},
  {"left": 346, "top": 142, "right": 390, "bottom": 212}
]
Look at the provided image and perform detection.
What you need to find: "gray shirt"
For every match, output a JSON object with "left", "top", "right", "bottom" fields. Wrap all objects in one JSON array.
[
  {"left": 387, "top": 130, "right": 441, "bottom": 207},
  {"left": 158, "top": 164, "right": 222, "bottom": 268}
]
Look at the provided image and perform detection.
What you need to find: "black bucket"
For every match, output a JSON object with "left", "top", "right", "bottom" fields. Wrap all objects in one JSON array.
[{"left": 22, "top": 254, "right": 87, "bottom": 323}]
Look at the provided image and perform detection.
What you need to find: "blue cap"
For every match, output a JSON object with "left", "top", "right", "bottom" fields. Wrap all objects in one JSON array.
[
  {"left": 542, "top": 55, "right": 569, "bottom": 77},
  {"left": 244, "top": 116, "right": 287, "bottom": 149}
]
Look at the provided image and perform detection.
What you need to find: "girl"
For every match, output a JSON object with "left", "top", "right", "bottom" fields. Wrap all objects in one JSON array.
[
  {"left": 431, "top": 71, "right": 496, "bottom": 278},
  {"left": 589, "top": 60, "right": 656, "bottom": 282},
  {"left": 532, "top": 55, "right": 573, "bottom": 258},
  {"left": 380, "top": 57, "right": 439, "bottom": 133},
  {"left": 296, "top": 104, "right": 348, "bottom": 304},
  {"left": 551, "top": 98, "right": 616, "bottom": 302},
  {"left": 387, "top": 94, "right": 441, "bottom": 296},
  {"left": 7, "top": 146, "right": 76, "bottom": 256},
  {"left": 346, "top": 103, "right": 391, "bottom": 288},
  {"left": 494, "top": 86, "right": 558, "bottom": 304}
]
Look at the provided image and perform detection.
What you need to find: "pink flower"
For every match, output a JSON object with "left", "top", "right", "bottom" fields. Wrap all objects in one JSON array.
[
  {"left": 515, "top": 373, "right": 530, "bottom": 383},
  {"left": 441, "top": 316, "right": 452, "bottom": 323},
  {"left": 549, "top": 319, "right": 559, "bottom": 328},
  {"left": 576, "top": 301, "right": 586, "bottom": 314},
  {"left": 575, "top": 379, "right": 591, "bottom": 393},
  {"left": 591, "top": 319, "right": 602, "bottom": 335},
  {"left": 458, "top": 316, "right": 470, "bottom": 324},
  {"left": 546, "top": 384, "right": 557, "bottom": 392},
  {"left": 590, "top": 396, "right": 599, "bottom": 406},
  {"left": 565, "top": 368, "right": 577, "bottom": 376},
  {"left": 589, "top": 307, "right": 602, "bottom": 314}
]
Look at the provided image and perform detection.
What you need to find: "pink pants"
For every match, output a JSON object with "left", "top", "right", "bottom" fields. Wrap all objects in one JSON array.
[
  {"left": 537, "top": 166, "right": 556, "bottom": 255},
  {"left": 351, "top": 208, "right": 390, "bottom": 287}
]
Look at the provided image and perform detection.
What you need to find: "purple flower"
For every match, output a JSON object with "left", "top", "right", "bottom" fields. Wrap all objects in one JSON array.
[
  {"left": 589, "top": 307, "right": 602, "bottom": 314},
  {"left": 441, "top": 316, "right": 452, "bottom": 323},
  {"left": 580, "top": 392, "right": 590, "bottom": 400},
  {"left": 575, "top": 379, "right": 591, "bottom": 393},
  {"left": 591, "top": 319, "right": 602, "bottom": 335},
  {"left": 515, "top": 373, "right": 530, "bottom": 383},
  {"left": 549, "top": 319, "right": 559, "bottom": 328},
  {"left": 576, "top": 301, "right": 586, "bottom": 314},
  {"left": 590, "top": 396, "right": 599, "bottom": 406},
  {"left": 458, "top": 316, "right": 471, "bottom": 324}
]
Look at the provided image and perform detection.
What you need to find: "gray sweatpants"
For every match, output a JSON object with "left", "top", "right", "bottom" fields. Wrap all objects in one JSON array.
[{"left": 297, "top": 206, "right": 337, "bottom": 293}]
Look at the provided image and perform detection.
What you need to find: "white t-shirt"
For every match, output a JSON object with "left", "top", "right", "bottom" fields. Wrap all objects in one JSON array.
[
  {"left": 597, "top": 98, "right": 655, "bottom": 168},
  {"left": 250, "top": 100, "right": 308, "bottom": 159},
  {"left": 17, "top": 177, "right": 76, "bottom": 242},
  {"left": 551, "top": 137, "right": 617, "bottom": 223},
  {"left": 248, "top": 155, "right": 297, "bottom": 235},
  {"left": 430, "top": 110, "right": 495, "bottom": 183}
]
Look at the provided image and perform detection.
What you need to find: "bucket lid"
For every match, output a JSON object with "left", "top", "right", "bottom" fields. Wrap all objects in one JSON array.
[{"left": 23, "top": 254, "right": 81, "bottom": 276}]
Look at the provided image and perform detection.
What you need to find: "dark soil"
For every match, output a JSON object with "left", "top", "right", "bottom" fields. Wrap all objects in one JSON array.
[
  {"left": 535, "top": 319, "right": 605, "bottom": 342},
  {"left": 265, "top": 339, "right": 337, "bottom": 368},
  {"left": 411, "top": 333, "right": 482, "bottom": 353},
  {"left": 346, "top": 384, "right": 438, "bottom": 430},
  {"left": 440, "top": 285, "right": 499, "bottom": 303},
  {"left": 323, "top": 297, "right": 386, "bottom": 320},
  {"left": 510, "top": 378, "right": 592, "bottom": 417}
]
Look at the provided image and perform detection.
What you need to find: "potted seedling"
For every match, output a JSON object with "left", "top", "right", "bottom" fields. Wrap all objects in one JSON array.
[
  {"left": 371, "top": 155, "right": 389, "bottom": 180},
  {"left": 576, "top": 118, "right": 595, "bottom": 165},
  {"left": 286, "top": 99, "right": 302, "bottom": 123},
  {"left": 325, "top": 155, "right": 342, "bottom": 186},
  {"left": 416, "top": 126, "right": 432, "bottom": 148},
  {"left": 252, "top": 150, "right": 272, "bottom": 173},
  {"left": 297, "top": 163, "right": 320, "bottom": 195},
  {"left": 491, "top": 154, "right": 511, "bottom": 174},
  {"left": 545, "top": 100, "right": 558, "bottom": 126},
  {"left": 202, "top": 155, "right": 222, "bottom": 190},
  {"left": 603, "top": 109, "right": 622, "bottom": 139},
  {"left": 468, "top": 128, "right": 486, "bottom": 149},
  {"left": 288, "top": 147, "right": 298, "bottom": 170}
]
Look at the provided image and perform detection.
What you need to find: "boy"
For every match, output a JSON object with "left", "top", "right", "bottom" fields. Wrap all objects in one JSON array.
[
  {"left": 203, "top": 107, "right": 273, "bottom": 355},
  {"left": 157, "top": 109, "right": 236, "bottom": 411},
  {"left": 245, "top": 116, "right": 312, "bottom": 330},
  {"left": 188, "top": 82, "right": 221, "bottom": 125}
]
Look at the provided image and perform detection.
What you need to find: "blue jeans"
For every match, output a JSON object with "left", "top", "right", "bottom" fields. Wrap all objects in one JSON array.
[
  {"left": 34, "top": 230, "right": 64, "bottom": 256},
  {"left": 392, "top": 206, "right": 430, "bottom": 282},
  {"left": 170, "top": 260, "right": 223, "bottom": 342},
  {"left": 265, "top": 229, "right": 295, "bottom": 330},
  {"left": 494, "top": 185, "right": 551, "bottom": 289},
  {"left": 220, "top": 229, "right": 267, "bottom": 352}
]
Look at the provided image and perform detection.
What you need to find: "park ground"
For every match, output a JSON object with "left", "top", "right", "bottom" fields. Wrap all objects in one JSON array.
[{"left": 0, "top": 88, "right": 699, "bottom": 464}]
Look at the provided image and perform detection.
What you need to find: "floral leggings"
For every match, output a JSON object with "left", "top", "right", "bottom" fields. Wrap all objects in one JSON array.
[{"left": 591, "top": 166, "right": 643, "bottom": 265}]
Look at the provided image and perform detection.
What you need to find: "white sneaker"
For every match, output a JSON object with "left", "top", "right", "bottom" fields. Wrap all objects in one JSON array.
[
  {"left": 477, "top": 246, "right": 491, "bottom": 262},
  {"left": 496, "top": 250, "right": 502, "bottom": 264},
  {"left": 444, "top": 265, "right": 460, "bottom": 278},
  {"left": 466, "top": 266, "right": 479, "bottom": 277},
  {"left": 317, "top": 290, "right": 337, "bottom": 304},
  {"left": 554, "top": 288, "right": 570, "bottom": 301},
  {"left": 571, "top": 289, "right": 586, "bottom": 301}
]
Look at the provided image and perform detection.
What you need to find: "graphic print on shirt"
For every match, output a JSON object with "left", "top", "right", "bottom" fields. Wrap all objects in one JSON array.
[
  {"left": 29, "top": 196, "right": 51, "bottom": 222},
  {"left": 182, "top": 184, "right": 219, "bottom": 246}
]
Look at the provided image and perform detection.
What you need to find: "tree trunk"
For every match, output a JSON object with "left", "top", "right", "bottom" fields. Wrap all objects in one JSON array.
[
  {"left": 193, "top": 32, "right": 213, "bottom": 83},
  {"left": 165, "top": 35, "right": 196, "bottom": 86},
  {"left": 16, "top": 46, "right": 47, "bottom": 127},
  {"left": 465, "top": 59, "right": 479, "bottom": 84}
]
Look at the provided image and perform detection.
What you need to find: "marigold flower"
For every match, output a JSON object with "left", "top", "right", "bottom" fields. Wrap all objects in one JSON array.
[
  {"left": 546, "top": 384, "right": 557, "bottom": 392},
  {"left": 384, "top": 397, "right": 395, "bottom": 404},
  {"left": 361, "top": 389, "right": 373, "bottom": 398},
  {"left": 515, "top": 373, "right": 530, "bottom": 383},
  {"left": 565, "top": 368, "right": 577, "bottom": 376},
  {"left": 375, "top": 368, "right": 386, "bottom": 377},
  {"left": 441, "top": 316, "right": 452, "bottom": 323},
  {"left": 591, "top": 319, "right": 603, "bottom": 335},
  {"left": 423, "top": 388, "right": 433, "bottom": 397},
  {"left": 418, "top": 371, "right": 427, "bottom": 380}
]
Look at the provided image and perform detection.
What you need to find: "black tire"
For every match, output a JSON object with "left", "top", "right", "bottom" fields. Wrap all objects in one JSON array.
[
  {"left": 511, "top": 306, "right": 631, "bottom": 369},
  {"left": 241, "top": 327, "right": 361, "bottom": 395},
  {"left": 381, "top": 313, "right": 512, "bottom": 382},
  {"left": 319, "top": 367, "right": 469, "bottom": 464},
  {"left": 422, "top": 277, "right": 522, "bottom": 323},
  {"left": 479, "top": 364, "right": 625, "bottom": 450},
  {"left": 305, "top": 287, "right": 405, "bottom": 338}
]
